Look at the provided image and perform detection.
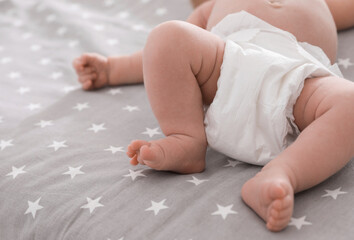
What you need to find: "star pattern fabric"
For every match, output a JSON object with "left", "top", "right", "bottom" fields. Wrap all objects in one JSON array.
[
  {"left": 211, "top": 204, "right": 238, "bottom": 220},
  {"left": 6, "top": 165, "right": 26, "bottom": 179},
  {"left": 1, "top": 0, "right": 354, "bottom": 239},
  {"left": 63, "top": 166, "right": 85, "bottom": 179},
  {"left": 322, "top": 187, "right": 348, "bottom": 199},
  {"left": 48, "top": 141, "right": 68, "bottom": 151},
  {"left": 87, "top": 123, "right": 107, "bottom": 133},
  {"left": 288, "top": 216, "right": 312, "bottom": 230},
  {"left": 123, "top": 169, "right": 146, "bottom": 181},
  {"left": 25, "top": 198, "right": 44, "bottom": 219},
  {"left": 145, "top": 199, "right": 169, "bottom": 216},
  {"left": 81, "top": 197, "right": 104, "bottom": 214},
  {"left": 0, "top": 139, "right": 14, "bottom": 151}
]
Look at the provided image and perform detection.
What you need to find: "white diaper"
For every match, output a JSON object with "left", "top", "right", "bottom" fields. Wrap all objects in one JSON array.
[{"left": 204, "top": 11, "right": 343, "bottom": 166}]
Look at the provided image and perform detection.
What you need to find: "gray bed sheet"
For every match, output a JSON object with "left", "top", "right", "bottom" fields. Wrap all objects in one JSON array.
[{"left": 1, "top": 0, "right": 354, "bottom": 239}]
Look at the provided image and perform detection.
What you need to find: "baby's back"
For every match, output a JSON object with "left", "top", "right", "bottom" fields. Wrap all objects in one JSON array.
[{"left": 207, "top": 0, "right": 337, "bottom": 62}]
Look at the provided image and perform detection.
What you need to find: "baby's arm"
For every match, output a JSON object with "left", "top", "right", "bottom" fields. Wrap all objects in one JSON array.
[
  {"left": 73, "top": 51, "right": 143, "bottom": 90},
  {"left": 326, "top": 0, "right": 354, "bottom": 30},
  {"left": 73, "top": 1, "right": 215, "bottom": 90},
  {"left": 106, "top": 51, "right": 143, "bottom": 86}
]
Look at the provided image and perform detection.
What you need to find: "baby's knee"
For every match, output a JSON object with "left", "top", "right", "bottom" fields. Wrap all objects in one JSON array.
[
  {"left": 326, "top": 78, "right": 354, "bottom": 110},
  {"left": 308, "top": 76, "right": 354, "bottom": 118},
  {"left": 144, "top": 21, "right": 191, "bottom": 57}
]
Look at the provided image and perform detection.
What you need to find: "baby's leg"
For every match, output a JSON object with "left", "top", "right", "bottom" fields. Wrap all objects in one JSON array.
[
  {"left": 242, "top": 76, "right": 354, "bottom": 231},
  {"left": 127, "top": 21, "right": 224, "bottom": 173}
]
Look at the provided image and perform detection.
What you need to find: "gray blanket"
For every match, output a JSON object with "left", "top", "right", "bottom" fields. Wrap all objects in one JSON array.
[{"left": 1, "top": 0, "right": 354, "bottom": 239}]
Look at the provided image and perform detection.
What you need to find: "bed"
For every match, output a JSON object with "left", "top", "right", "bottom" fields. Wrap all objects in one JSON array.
[{"left": 1, "top": 0, "right": 354, "bottom": 239}]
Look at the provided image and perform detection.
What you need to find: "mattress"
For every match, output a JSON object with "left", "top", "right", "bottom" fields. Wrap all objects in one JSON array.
[{"left": 1, "top": 0, "right": 354, "bottom": 239}]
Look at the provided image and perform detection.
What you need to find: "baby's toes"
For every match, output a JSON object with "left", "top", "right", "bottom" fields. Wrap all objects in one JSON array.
[
  {"left": 269, "top": 203, "right": 292, "bottom": 219},
  {"left": 267, "top": 196, "right": 293, "bottom": 231},
  {"left": 129, "top": 154, "right": 139, "bottom": 166},
  {"left": 267, "top": 215, "right": 291, "bottom": 232},
  {"left": 271, "top": 195, "right": 292, "bottom": 211},
  {"left": 127, "top": 140, "right": 149, "bottom": 157}
]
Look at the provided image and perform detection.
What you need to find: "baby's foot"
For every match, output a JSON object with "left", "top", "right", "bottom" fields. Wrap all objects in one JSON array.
[
  {"left": 127, "top": 135, "right": 206, "bottom": 174},
  {"left": 241, "top": 171, "right": 294, "bottom": 231}
]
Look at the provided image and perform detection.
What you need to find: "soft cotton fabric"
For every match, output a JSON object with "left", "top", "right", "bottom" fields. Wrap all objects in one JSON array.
[{"left": 204, "top": 11, "right": 342, "bottom": 166}]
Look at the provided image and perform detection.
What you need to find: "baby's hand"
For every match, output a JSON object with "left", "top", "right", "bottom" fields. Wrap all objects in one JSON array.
[{"left": 72, "top": 53, "right": 109, "bottom": 90}]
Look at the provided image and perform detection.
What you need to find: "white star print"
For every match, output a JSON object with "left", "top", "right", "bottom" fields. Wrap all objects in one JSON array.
[
  {"left": 104, "top": 0, "right": 114, "bottom": 6},
  {"left": 36, "top": 4, "right": 46, "bottom": 12},
  {"left": 224, "top": 159, "right": 243, "bottom": 168},
  {"left": 104, "top": 146, "right": 124, "bottom": 154},
  {"left": 132, "top": 24, "right": 145, "bottom": 31},
  {"left": 27, "top": 103, "right": 41, "bottom": 111},
  {"left": 117, "top": 11, "right": 130, "bottom": 19},
  {"left": 88, "top": 123, "right": 107, "bottom": 133},
  {"left": 22, "top": 32, "right": 32, "bottom": 39},
  {"left": 46, "top": 14, "right": 57, "bottom": 22},
  {"left": 63, "top": 86, "right": 78, "bottom": 93},
  {"left": 108, "top": 88, "right": 122, "bottom": 95},
  {"left": 155, "top": 8, "right": 167, "bottom": 16},
  {"left": 123, "top": 169, "right": 146, "bottom": 181},
  {"left": 73, "top": 102, "right": 90, "bottom": 111},
  {"left": 63, "top": 166, "right": 84, "bottom": 179},
  {"left": 35, "top": 120, "right": 53, "bottom": 128},
  {"left": 48, "top": 140, "right": 68, "bottom": 151},
  {"left": 0, "top": 139, "right": 14, "bottom": 151},
  {"left": 13, "top": 19, "right": 23, "bottom": 27},
  {"left": 107, "top": 39, "right": 119, "bottom": 46},
  {"left": 142, "top": 127, "right": 162, "bottom": 138},
  {"left": 81, "top": 197, "right": 104, "bottom": 214},
  {"left": 186, "top": 176, "right": 209, "bottom": 186},
  {"left": 338, "top": 58, "right": 353, "bottom": 69},
  {"left": 145, "top": 199, "right": 169, "bottom": 215},
  {"left": 8, "top": 72, "right": 21, "bottom": 79},
  {"left": 25, "top": 197, "right": 43, "bottom": 219},
  {"left": 82, "top": 12, "right": 91, "bottom": 19},
  {"left": 50, "top": 72, "right": 63, "bottom": 80},
  {"left": 288, "top": 216, "right": 312, "bottom": 230},
  {"left": 30, "top": 44, "right": 42, "bottom": 51},
  {"left": 6, "top": 165, "right": 26, "bottom": 179},
  {"left": 1, "top": 57, "right": 12, "bottom": 64},
  {"left": 322, "top": 187, "right": 347, "bottom": 200},
  {"left": 211, "top": 204, "right": 237, "bottom": 220},
  {"left": 94, "top": 24, "right": 105, "bottom": 31},
  {"left": 39, "top": 58, "right": 51, "bottom": 65},
  {"left": 123, "top": 105, "right": 140, "bottom": 112},
  {"left": 68, "top": 40, "right": 80, "bottom": 48},
  {"left": 69, "top": 3, "right": 80, "bottom": 11},
  {"left": 57, "top": 26, "right": 67, "bottom": 36},
  {"left": 17, "top": 87, "right": 31, "bottom": 95}
]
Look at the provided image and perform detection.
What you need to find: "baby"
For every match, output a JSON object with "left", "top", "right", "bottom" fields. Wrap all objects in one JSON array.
[{"left": 73, "top": 0, "right": 354, "bottom": 231}]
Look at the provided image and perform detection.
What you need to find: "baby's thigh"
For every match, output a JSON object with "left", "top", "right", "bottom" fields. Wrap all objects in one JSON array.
[
  {"left": 145, "top": 21, "right": 225, "bottom": 105},
  {"left": 293, "top": 76, "right": 354, "bottom": 131}
]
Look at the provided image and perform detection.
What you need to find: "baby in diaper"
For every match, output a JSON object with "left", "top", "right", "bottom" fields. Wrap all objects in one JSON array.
[{"left": 73, "top": 0, "right": 354, "bottom": 231}]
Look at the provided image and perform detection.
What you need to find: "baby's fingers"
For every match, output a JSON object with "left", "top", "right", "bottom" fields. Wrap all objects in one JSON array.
[
  {"left": 78, "top": 73, "right": 97, "bottom": 83},
  {"left": 72, "top": 58, "right": 85, "bottom": 72}
]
